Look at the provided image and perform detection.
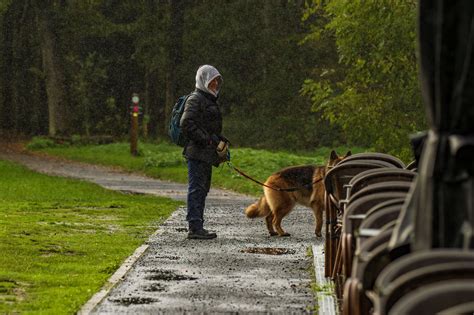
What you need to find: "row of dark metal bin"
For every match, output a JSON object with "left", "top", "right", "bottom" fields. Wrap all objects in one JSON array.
[{"left": 322, "top": 152, "right": 474, "bottom": 315}]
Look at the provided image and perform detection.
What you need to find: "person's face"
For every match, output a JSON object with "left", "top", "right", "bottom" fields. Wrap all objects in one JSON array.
[{"left": 208, "top": 77, "right": 221, "bottom": 93}]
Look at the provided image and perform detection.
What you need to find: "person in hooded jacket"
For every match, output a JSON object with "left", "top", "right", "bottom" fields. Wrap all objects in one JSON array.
[{"left": 180, "top": 65, "right": 228, "bottom": 239}]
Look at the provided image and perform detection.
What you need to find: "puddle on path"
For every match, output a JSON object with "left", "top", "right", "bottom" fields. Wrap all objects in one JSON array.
[
  {"left": 154, "top": 255, "right": 180, "bottom": 261},
  {"left": 142, "top": 283, "right": 167, "bottom": 292},
  {"left": 109, "top": 297, "right": 158, "bottom": 306},
  {"left": 145, "top": 269, "right": 197, "bottom": 281},
  {"left": 240, "top": 247, "right": 296, "bottom": 255}
]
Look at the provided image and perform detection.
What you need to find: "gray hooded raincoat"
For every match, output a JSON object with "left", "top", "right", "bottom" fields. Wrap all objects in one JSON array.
[{"left": 180, "top": 65, "right": 223, "bottom": 165}]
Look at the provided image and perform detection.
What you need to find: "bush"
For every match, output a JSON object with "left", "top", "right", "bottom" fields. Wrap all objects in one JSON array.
[
  {"left": 26, "top": 137, "right": 58, "bottom": 150},
  {"left": 301, "top": 0, "right": 425, "bottom": 159}
]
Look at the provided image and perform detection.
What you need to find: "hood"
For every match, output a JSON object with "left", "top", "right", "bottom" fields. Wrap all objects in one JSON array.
[{"left": 195, "top": 65, "right": 223, "bottom": 97}]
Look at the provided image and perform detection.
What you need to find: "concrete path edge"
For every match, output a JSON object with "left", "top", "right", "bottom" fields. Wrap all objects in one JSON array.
[
  {"left": 313, "top": 244, "right": 338, "bottom": 315},
  {"left": 77, "top": 211, "right": 180, "bottom": 315}
]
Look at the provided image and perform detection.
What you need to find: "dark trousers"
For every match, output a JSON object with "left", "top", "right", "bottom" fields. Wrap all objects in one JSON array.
[{"left": 186, "top": 158, "right": 212, "bottom": 231}]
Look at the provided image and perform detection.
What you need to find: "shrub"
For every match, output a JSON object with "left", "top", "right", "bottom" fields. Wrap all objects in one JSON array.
[{"left": 26, "top": 137, "right": 58, "bottom": 150}]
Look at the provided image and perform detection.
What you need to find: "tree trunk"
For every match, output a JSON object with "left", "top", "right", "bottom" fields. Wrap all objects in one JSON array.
[
  {"left": 261, "top": 0, "right": 273, "bottom": 85},
  {"left": 0, "top": 3, "right": 15, "bottom": 131},
  {"left": 164, "top": 0, "right": 184, "bottom": 135},
  {"left": 1, "top": 0, "right": 29, "bottom": 132},
  {"left": 35, "top": 5, "right": 68, "bottom": 136},
  {"left": 145, "top": 69, "right": 163, "bottom": 137}
]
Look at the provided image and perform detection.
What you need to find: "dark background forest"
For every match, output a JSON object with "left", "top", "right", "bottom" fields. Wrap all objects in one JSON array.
[{"left": 0, "top": 0, "right": 425, "bottom": 159}]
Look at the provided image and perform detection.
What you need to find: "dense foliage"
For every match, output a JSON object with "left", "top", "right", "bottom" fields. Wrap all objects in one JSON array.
[
  {"left": 301, "top": 0, "right": 426, "bottom": 159},
  {"left": 0, "top": 1, "right": 425, "bottom": 156},
  {"left": 0, "top": 0, "right": 339, "bottom": 150}
]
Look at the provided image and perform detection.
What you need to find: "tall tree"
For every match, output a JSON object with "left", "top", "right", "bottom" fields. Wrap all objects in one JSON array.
[
  {"left": 164, "top": 0, "right": 184, "bottom": 136},
  {"left": 34, "top": 1, "right": 69, "bottom": 136},
  {"left": 0, "top": 0, "right": 48, "bottom": 135},
  {"left": 135, "top": 0, "right": 168, "bottom": 137},
  {"left": 302, "top": 0, "right": 425, "bottom": 159},
  {"left": 0, "top": 1, "right": 16, "bottom": 131},
  {"left": 0, "top": 0, "right": 340, "bottom": 151}
]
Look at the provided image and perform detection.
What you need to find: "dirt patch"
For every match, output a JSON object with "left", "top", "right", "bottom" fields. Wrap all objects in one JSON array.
[
  {"left": 39, "top": 245, "right": 83, "bottom": 257},
  {"left": 0, "top": 279, "right": 17, "bottom": 294},
  {"left": 145, "top": 270, "right": 197, "bottom": 281},
  {"left": 0, "top": 137, "right": 26, "bottom": 153},
  {"left": 175, "top": 227, "right": 188, "bottom": 232},
  {"left": 240, "top": 247, "right": 296, "bottom": 255},
  {"left": 109, "top": 297, "right": 158, "bottom": 306},
  {"left": 120, "top": 190, "right": 146, "bottom": 195},
  {"left": 73, "top": 205, "right": 124, "bottom": 210},
  {"left": 0, "top": 279, "right": 27, "bottom": 303}
]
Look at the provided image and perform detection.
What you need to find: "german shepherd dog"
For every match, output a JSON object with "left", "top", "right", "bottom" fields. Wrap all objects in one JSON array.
[{"left": 245, "top": 150, "right": 351, "bottom": 237}]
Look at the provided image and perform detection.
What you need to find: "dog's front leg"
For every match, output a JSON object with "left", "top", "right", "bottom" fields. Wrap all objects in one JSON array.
[
  {"left": 273, "top": 215, "right": 291, "bottom": 237},
  {"left": 311, "top": 201, "right": 324, "bottom": 237},
  {"left": 314, "top": 208, "right": 323, "bottom": 237},
  {"left": 265, "top": 213, "right": 278, "bottom": 236}
]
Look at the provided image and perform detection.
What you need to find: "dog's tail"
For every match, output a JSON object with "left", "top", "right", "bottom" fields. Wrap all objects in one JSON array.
[{"left": 245, "top": 196, "right": 271, "bottom": 218}]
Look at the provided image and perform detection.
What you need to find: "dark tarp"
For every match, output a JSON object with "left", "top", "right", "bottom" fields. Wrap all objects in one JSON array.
[{"left": 391, "top": 0, "right": 474, "bottom": 251}]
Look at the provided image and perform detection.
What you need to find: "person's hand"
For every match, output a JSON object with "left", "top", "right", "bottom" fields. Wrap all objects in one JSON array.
[
  {"left": 216, "top": 141, "right": 230, "bottom": 163},
  {"left": 219, "top": 135, "right": 230, "bottom": 145}
]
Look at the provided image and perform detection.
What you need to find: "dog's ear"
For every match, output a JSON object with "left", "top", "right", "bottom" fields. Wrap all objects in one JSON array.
[
  {"left": 345, "top": 151, "right": 352, "bottom": 157},
  {"left": 330, "top": 150, "right": 338, "bottom": 161}
]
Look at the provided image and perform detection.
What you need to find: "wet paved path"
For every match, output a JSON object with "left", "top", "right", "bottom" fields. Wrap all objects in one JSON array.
[{"left": 0, "top": 149, "right": 326, "bottom": 314}]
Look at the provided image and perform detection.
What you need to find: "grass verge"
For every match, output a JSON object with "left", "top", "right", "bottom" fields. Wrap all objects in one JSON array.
[
  {"left": 32, "top": 141, "right": 366, "bottom": 196},
  {"left": 306, "top": 246, "right": 320, "bottom": 313},
  {"left": 306, "top": 245, "right": 337, "bottom": 313},
  {"left": 0, "top": 159, "right": 181, "bottom": 314}
]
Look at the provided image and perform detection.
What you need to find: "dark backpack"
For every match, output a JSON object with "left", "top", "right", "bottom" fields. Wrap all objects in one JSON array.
[{"left": 168, "top": 94, "right": 191, "bottom": 147}]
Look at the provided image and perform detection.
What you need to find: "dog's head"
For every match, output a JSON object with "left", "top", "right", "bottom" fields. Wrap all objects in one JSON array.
[
  {"left": 327, "top": 150, "right": 351, "bottom": 169},
  {"left": 324, "top": 150, "right": 352, "bottom": 198}
]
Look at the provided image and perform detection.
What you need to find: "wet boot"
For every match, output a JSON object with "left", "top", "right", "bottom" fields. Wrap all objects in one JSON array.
[{"left": 187, "top": 228, "right": 217, "bottom": 239}]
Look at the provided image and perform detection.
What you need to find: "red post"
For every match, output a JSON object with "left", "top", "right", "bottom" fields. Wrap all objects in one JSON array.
[{"left": 130, "top": 93, "right": 140, "bottom": 156}]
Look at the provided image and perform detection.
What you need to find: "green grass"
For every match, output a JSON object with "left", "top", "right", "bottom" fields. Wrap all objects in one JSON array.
[
  {"left": 34, "top": 141, "right": 366, "bottom": 196},
  {"left": 306, "top": 246, "right": 320, "bottom": 313},
  {"left": 0, "top": 159, "right": 181, "bottom": 314},
  {"left": 306, "top": 246, "right": 337, "bottom": 313}
]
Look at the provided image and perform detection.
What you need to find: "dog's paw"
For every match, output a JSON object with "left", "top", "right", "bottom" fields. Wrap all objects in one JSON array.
[
  {"left": 279, "top": 233, "right": 291, "bottom": 237},
  {"left": 269, "top": 231, "right": 278, "bottom": 236},
  {"left": 315, "top": 232, "right": 322, "bottom": 237}
]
